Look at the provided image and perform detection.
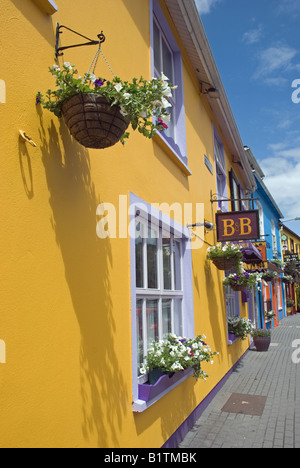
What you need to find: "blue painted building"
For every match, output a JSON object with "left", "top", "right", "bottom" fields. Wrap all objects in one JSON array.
[{"left": 245, "top": 147, "right": 286, "bottom": 329}]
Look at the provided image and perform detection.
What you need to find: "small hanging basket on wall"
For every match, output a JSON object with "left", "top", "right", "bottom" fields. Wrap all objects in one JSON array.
[
  {"left": 61, "top": 93, "right": 129, "bottom": 149},
  {"left": 230, "top": 284, "right": 247, "bottom": 292},
  {"left": 212, "top": 257, "right": 238, "bottom": 271}
]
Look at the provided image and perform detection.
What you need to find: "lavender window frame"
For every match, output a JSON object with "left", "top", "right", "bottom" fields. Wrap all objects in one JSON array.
[
  {"left": 130, "top": 193, "right": 194, "bottom": 412},
  {"left": 150, "top": 0, "right": 187, "bottom": 167}
]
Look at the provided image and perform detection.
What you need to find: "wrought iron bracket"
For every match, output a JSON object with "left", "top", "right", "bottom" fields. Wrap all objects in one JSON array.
[
  {"left": 55, "top": 23, "right": 105, "bottom": 58},
  {"left": 210, "top": 191, "right": 259, "bottom": 204}
]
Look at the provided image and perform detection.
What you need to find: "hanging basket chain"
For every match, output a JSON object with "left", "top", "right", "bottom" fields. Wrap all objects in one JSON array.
[
  {"left": 98, "top": 47, "right": 116, "bottom": 78},
  {"left": 83, "top": 41, "right": 115, "bottom": 85}
]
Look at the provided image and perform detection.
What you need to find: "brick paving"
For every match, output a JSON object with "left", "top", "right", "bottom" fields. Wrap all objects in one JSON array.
[{"left": 179, "top": 314, "right": 300, "bottom": 448}]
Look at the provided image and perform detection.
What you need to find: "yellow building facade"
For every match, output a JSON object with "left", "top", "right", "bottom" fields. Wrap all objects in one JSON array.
[{"left": 0, "top": 0, "right": 256, "bottom": 448}]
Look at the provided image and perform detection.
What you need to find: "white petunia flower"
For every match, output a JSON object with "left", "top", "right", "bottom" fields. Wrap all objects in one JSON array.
[
  {"left": 114, "top": 83, "right": 123, "bottom": 92},
  {"left": 120, "top": 106, "right": 128, "bottom": 117},
  {"left": 161, "top": 97, "right": 172, "bottom": 108}
]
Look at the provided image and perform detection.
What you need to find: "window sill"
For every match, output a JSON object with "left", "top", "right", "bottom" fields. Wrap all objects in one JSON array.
[
  {"left": 132, "top": 368, "right": 193, "bottom": 412},
  {"left": 32, "top": 0, "right": 58, "bottom": 15},
  {"left": 153, "top": 133, "right": 192, "bottom": 177}
]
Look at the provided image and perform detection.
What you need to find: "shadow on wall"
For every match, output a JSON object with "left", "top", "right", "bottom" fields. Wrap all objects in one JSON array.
[{"left": 37, "top": 107, "right": 128, "bottom": 447}]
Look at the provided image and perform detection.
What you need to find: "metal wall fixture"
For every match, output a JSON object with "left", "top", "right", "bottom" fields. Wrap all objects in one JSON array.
[
  {"left": 199, "top": 80, "right": 220, "bottom": 99},
  {"left": 55, "top": 23, "right": 105, "bottom": 58},
  {"left": 19, "top": 130, "right": 37, "bottom": 147},
  {"left": 186, "top": 221, "right": 214, "bottom": 232}
]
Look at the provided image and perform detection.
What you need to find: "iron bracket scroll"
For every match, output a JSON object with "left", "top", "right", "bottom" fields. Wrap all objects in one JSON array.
[{"left": 55, "top": 23, "right": 105, "bottom": 58}]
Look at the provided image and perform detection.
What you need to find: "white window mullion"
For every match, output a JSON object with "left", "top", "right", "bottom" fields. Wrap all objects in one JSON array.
[
  {"left": 171, "top": 238, "right": 175, "bottom": 291},
  {"left": 142, "top": 299, "right": 148, "bottom": 364},
  {"left": 158, "top": 297, "right": 163, "bottom": 340}
]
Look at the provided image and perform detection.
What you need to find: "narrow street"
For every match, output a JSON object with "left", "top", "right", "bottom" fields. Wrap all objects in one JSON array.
[{"left": 180, "top": 314, "right": 300, "bottom": 448}]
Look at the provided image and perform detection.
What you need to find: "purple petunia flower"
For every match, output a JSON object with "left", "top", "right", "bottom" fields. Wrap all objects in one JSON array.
[
  {"left": 36, "top": 92, "right": 41, "bottom": 105},
  {"left": 94, "top": 79, "right": 106, "bottom": 87}
]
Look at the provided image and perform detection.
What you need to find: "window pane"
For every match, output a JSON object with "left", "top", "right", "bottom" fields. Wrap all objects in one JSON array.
[
  {"left": 135, "top": 223, "right": 143, "bottom": 288},
  {"left": 146, "top": 299, "right": 158, "bottom": 345},
  {"left": 162, "top": 38, "right": 173, "bottom": 82},
  {"left": 162, "top": 299, "right": 172, "bottom": 336},
  {"left": 163, "top": 238, "right": 172, "bottom": 290},
  {"left": 136, "top": 299, "right": 144, "bottom": 373},
  {"left": 174, "top": 240, "right": 182, "bottom": 290},
  {"left": 153, "top": 21, "right": 161, "bottom": 73},
  {"left": 174, "top": 298, "right": 183, "bottom": 336},
  {"left": 147, "top": 228, "right": 158, "bottom": 289}
]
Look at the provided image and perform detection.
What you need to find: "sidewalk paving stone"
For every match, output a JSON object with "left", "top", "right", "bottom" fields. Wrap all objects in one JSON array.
[{"left": 179, "top": 314, "right": 300, "bottom": 449}]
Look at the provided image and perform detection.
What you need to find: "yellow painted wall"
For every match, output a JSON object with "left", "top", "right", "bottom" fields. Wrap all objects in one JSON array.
[{"left": 0, "top": 0, "right": 250, "bottom": 448}]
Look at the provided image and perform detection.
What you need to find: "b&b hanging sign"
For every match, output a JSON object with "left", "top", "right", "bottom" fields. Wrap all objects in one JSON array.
[{"left": 216, "top": 210, "right": 260, "bottom": 242}]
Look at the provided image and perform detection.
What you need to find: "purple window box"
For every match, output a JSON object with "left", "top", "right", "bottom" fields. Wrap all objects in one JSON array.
[
  {"left": 228, "top": 332, "right": 238, "bottom": 342},
  {"left": 138, "top": 368, "right": 193, "bottom": 402}
]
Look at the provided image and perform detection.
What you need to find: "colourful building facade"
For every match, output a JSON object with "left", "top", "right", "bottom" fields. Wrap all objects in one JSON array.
[
  {"left": 281, "top": 224, "right": 300, "bottom": 314},
  {"left": 0, "top": 0, "right": 259, "bottom": 448},
  {"left": 244, "top": 147, "right": 286, "bottom": 329}
]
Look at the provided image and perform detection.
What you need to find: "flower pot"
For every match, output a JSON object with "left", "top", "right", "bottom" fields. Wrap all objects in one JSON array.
[
  {"left": 61, "top": 93, "right": 129, "bottom": 149},
  {"left": 253, "top": 335, "right": 271, "bottom": 352},
  {"left": 212, "top": 257, "right": 238, "bottom": 271}
]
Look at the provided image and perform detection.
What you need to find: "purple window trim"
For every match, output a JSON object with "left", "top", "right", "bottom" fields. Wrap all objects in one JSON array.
[
  {"left": 130, "top": 193, "right": 194, "bottom": 410},
  {"left": 138, "top": 368, "right": 193, "bottom": 403},
  {"left": 150, "top": 0, "right": 188, "bottom": 166}
]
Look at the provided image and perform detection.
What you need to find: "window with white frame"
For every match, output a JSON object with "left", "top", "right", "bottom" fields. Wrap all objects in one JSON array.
[
  {"left": 151, "top": 0, "right": 187, "bottom": 163},
  {"left": 257, "top": 201, "right": 265, "bottom": 239},
  {"left": 130, "top": 194, "right": 194, "bottom": 398},
  {"left": 153, "top": 18, "right": 176, "bottom": 141},
  {"left": 225, "top": 284, "right": 240, "bottom": 320},
  {"left": 271, "top": 219, "right": 278, "bottom": 256},
  {"left": 135, "top": 219, "right": 184, "bottom": 377},
  {"left": 214, "top": 130, "right": 227, "bottom": 212}
]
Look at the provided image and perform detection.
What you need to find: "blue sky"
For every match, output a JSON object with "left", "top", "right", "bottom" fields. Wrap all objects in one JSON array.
[{"left": 196, "top": 0, "right": 300, "bottom": 236}]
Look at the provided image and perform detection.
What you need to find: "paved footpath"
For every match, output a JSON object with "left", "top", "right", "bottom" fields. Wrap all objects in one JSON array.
[{"left": 179, "top": 314, "right": 300, "bottom": 448}]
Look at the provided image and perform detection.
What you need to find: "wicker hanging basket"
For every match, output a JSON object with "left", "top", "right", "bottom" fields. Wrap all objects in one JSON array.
[
  {"left": 61, "top": 93, "right": 129, "bottom": 149},
  {"left": 230, "top": 284, "right": 247, "bottom": 292},
  {"left": 211, "top": 257, "right": 238, "bottom": 271}
]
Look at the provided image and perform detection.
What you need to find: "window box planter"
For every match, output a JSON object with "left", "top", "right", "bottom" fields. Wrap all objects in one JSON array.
[
  {"left": 138, "top": 368, "right": 193, "bottom": 403},
  {"left": 228, "top": 332, "right": 239, "bottom": 342}
]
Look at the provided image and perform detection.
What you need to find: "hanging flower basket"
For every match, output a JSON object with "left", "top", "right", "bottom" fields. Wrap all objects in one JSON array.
[
  {"left": 36, "top": 62, "right": 176, "bottom": 148},
  {"left": 282, "top": 275, "right": 293, "bottom": 284},
  {"left": 207, "top": 243, "right": 243, "bottom": 271},
  {"left": 211, "top": 257, "right": 239, "bottom": 271},
  {"left": 230, "top": 284, "right": 247, "bottom": 292},
  {"left": 61, "top": 93, "right": 129, "bottom": 149},
  {"left": 261, "top": 272, "right": 277, "bottom": 282},
  {"left": 223, "top": 270, "right": 260, "bottom": 292}
]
